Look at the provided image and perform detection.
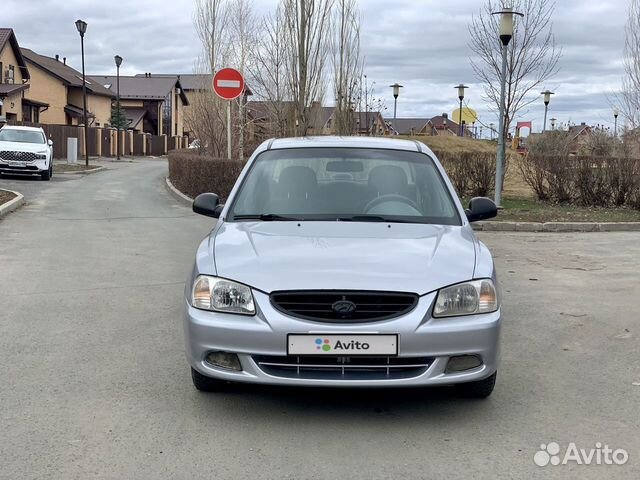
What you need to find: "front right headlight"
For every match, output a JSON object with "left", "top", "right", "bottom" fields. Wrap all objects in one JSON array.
[
  {"left": 433, "top": 279, "right": 498, "bottom": 318},
  {"left": 191, "top": 275, "right": 255, "bottom": 315}
]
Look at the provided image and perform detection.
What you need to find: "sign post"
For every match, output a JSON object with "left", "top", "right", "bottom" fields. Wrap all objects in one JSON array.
[{"left": 213, "top": 68, "right": 245, "bottom": 160}]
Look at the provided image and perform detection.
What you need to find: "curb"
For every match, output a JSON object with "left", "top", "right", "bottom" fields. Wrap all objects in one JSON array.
[
  {"left": 55, "top": 165, "right": 106, "bottom": 176},
  {"left": 0, "top": 189, "right": 25, "bottom": 220},
  {"left": 473, "top": 221, "right": 640, "bottom": 233},
  {"left": 165, "top": 177, "right": 193, "bottom": 206}
]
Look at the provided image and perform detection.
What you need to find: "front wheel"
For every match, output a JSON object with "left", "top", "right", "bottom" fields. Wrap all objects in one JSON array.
[
  {"left": 190, "top": 367, "right": 231, "bottom": 392},
  {"left": 455, "top": 372, "right": 497, "bottom": 399},
  {"left": 41, "top": 163, "right": 52, "bottom": 181}
]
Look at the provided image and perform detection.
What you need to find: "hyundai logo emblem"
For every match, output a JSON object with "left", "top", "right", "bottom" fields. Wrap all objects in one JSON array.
[{"left": 332, "top": 300, "right": 357, "bottom": 315}]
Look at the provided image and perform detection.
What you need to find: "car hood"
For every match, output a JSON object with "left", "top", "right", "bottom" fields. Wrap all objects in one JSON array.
[
  {"left": 0, "top": 141, "right": 48, "bottom": 153},
  {"left": 212, "top": 222, "right": 477, "bottom": 295}
]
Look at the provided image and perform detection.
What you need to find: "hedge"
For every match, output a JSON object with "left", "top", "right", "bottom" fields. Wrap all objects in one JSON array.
[{"left": 168, "top": 150, "right": 246, "bottom": 201}]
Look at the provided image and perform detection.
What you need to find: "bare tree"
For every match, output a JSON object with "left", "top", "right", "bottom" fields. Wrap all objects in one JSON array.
[
  {"left": 469, "top": 0, "right": 561, "bottom": 140},
  {"left": 282, "top": 0, "right": 334, "bottom": 136},
  {"left": 620, "top": 0, "right": 640, "bottom": 129},
  {"left": 249, "top": 5, "right": 295, "bottom": 138},
  {"left": 332, "top": 0, "right": 363, "bottom": 135},
  {"left": 228, "top": 0, "right": 257, "bottom": 160}
]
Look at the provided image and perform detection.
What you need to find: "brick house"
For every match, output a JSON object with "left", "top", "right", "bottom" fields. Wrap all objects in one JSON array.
[
  {"left": 21, "top": 48, "right": 114, "bottom": 126},
  {"left": 0, "top": 28, "right": 31, "bottom": 123},
  {"left": 92, "top": 73, "right": 189, "bottom": 136}
]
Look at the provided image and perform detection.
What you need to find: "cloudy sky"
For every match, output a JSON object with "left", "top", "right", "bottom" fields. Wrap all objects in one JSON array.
[{"left": 4, "top": 0, "right": 629, "bottom": 135}]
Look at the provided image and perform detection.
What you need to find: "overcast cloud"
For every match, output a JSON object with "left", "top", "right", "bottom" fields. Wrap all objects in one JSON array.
[{"left": 3, "top": 0, "right": 629, "bottom": 133}]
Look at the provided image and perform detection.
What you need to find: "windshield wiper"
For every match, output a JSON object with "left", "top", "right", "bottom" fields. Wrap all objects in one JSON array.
[
  {"left": 233, "top": 213, "right": 301, "bottom": 221},
  {"left": 337, "top": 215, "right": 414, "bottom": 223}
]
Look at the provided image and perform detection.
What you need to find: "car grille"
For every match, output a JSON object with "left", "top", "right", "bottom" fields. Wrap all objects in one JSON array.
[
  {"left": 253, "top": 355, "right": 431, "bottom": 380},
  {"left": 270, "top": 290, "right": 418, "bottom": 322},
  {"left": 0, "top": 151, "right": 41, "bottom": 162}
]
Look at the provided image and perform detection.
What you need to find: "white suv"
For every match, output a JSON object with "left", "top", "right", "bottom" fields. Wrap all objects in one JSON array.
[{"left": 0, "top": 126, "right": 54, "bottom": 181}]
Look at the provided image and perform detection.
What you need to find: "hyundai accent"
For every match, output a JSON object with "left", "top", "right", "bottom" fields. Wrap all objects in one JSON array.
[{"left": 184, "top": 136, "right": 501, "bottom": 398}]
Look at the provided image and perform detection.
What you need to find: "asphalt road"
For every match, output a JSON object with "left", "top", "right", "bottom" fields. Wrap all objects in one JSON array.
[{"left": 1, "top": 160, "right": 639, "bottom": 479}]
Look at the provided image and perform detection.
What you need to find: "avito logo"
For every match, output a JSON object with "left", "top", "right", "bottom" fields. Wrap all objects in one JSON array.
[{"left": 315, "top": 338, "right": 371, "bottom": 352}]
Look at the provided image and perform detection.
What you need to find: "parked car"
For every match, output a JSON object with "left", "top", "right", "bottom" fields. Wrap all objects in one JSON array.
[
  {"left": 184, "top": 136, "right": 501, "bottom": 398},
  {"left": 0, "top": 126, "right": 54, "bottom": 180}
]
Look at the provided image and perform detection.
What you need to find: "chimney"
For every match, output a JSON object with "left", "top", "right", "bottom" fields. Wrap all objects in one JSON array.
[
  {"left": 442, "top": 113, "right": 448, "bottom": 120},
  {"left": 581, "top": 122, "right": 586, "bottom": 126},
  {"left": 63, "top": 57, "right": 66, "bottom": 65},
  {"left": 55, "top": 54, "right": 59, "bottom": 61}
]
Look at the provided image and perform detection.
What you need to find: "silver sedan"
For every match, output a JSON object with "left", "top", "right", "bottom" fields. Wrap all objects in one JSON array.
[{"left": 184, "top": 136, "right": 501, "bottom": 398}]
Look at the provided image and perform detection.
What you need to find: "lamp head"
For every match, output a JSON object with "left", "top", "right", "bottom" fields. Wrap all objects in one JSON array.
[
  {"left": 492, "top": 8, "right": 523, "bottom": 46},
  {"left": 114, "top": 55, "right": 123, "bottom": 68},
  {"left": 75, "top": 19, "right": 88, "bottom": 36},
  {"left": 541, "top": 90, "right": 554, "bottom": 105},
  {"left": 389, "top": 83, "right": 403, "bottom": 98},
  {"left": 454, "top": 84, "right": 468, "bottom": 101}
]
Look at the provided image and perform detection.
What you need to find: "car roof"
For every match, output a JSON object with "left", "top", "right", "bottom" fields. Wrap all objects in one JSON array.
[
  {"left": 0, "top": 125, "right": 45, "bottom": 132},
  {"left": 267, "top": 136, "right": 432, "bottom": 154}
]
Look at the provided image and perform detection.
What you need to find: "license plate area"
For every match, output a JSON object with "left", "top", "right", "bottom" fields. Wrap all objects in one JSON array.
[{"left": 287, "top": 334, "right": 398, "bottom": 356}]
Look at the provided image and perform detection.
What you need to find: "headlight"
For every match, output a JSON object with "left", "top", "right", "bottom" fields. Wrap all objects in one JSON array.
[
  {"left": 191, "top": 275, "right": 255, "bottom": 315},
  {"left": 433, "top": 279, "right": 498, "bottom": 318}
]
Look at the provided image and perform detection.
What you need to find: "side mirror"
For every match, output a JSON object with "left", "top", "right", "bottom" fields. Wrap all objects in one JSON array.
[
  {"left": 193, "top": 193, "right": 224, "bottom": 219},
  {"left": 465, "top": 197, "right": 498, "bottom": 223},
  {"left": 48, "top": 139, "right": 53, "bottom": 146}
]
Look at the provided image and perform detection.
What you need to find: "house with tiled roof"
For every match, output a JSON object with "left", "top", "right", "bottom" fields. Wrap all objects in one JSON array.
[
  {"left": 91, "top": 73, "right": 188, "bottom": 136},
  {"left": 21, "top": 48, "right": 114, "bottom": 127},
  {"left": 0, "top": 28, "right": 31, "bottom": 123}
]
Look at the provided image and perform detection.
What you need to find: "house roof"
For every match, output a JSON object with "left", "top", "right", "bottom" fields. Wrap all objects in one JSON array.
[
  {"left": 90, "top": 75, "right": 189, "bottom": 105},
  {"left": 0, "top": 83, "right": 29, "bottom": 97},
  {"left": 568, "top": 123, "right": 591, "bottom": 139},
  {"left": 135, "top": 73, "right": 211, "bottom": 91},
  {"left": 385, "top": 118, "right": 431, "bottom": 135},
  {"left": 134, "top": 73, "right": 254, "bottom": 95},
  {"left": 122, "top": 107, "right": 147, "bottom": 129},
  {"left": 21, "top": 48, "right": 113, "bottom": 97},
  {"left": 247, "top": 100, "right": 294, "bottom": 121},
  {"left": 309, "top": 106, "right": 335, "bottom": 130},
  {"left": 0, "top": 29, "right": 30, "bottom": 81}
]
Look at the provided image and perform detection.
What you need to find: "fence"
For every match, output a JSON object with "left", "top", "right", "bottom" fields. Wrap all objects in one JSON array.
[{"left": 3, "top": 121, "right": 181, "bottom": 159}]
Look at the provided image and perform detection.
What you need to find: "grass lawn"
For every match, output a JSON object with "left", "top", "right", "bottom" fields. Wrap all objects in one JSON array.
[
  {"left": 0, "top": 189, "right": 17, "bottom": 206},
  {"left": 496, "top": 197, "right": 640, "bottom": 223},
  {"left": 54, "top": 163, "right": 101, "bottom": 173}
]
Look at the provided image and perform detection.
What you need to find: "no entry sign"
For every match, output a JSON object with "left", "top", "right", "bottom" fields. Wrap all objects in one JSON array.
[{"left": 213, "top": 68, "right": 245, "bottom": 100}]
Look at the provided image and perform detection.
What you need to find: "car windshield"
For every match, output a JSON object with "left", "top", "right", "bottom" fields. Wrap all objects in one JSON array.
[
  {"left": 229, "top": 147, "right": 461, "bottom": 225},
  {"left": 0, "top": 129, "right": 46, "bottom": 144}
]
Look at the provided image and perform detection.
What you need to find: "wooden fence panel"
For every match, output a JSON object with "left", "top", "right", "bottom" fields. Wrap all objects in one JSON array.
[
  {"left": 133, "top": 134, "right": 145, "bottom": 156},
  {"left": 150, "top": 135, "right": 165, "bottom": 156}
]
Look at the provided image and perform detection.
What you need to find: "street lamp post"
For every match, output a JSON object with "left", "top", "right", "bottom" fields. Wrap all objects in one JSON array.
[
  {"left": 541, "top": 90, "right": 554, "bottom": 132},
  {"left": 614, "top": 108, "right": 619, "bottom": 137},
  {"left": 489, "top": 122, "right": 495, "bottom": 140},
  {"left": 550, "top": 117, "right": 557, "bottom": 130},
  {"left": 389, "top": 83, "right": 403, "bottom": 135},
  {"left": 75, "top": 19, "right": 89, "bottom": 167},
  {"left": 114, "top": 55, "right": 123, "bottom": 160},
  {"left": 454, "top": 84, "right": 468, "bottom": 137},
  {"left": 492, "top": 7, "right": 523, "bottom": 207}
]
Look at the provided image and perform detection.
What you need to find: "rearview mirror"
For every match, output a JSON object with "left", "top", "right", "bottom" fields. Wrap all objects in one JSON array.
[
  {"left": 465, "top": 197, "right": 498, "bottom": 223},
  {"left": 48, "top": 139, "right": 53, "bottom": 146},
  {"left": 193, "top": 193, "right": 224, "bottom": 219}
]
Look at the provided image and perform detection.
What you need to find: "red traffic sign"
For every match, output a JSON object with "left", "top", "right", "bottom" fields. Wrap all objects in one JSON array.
[{"left": 213, "top": 68, "right": 245, "bottom": 100}]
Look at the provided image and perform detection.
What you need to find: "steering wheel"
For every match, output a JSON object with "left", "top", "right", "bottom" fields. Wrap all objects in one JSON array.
[{"left": 363, "top": 194, "right": 420, "bottom": 214}]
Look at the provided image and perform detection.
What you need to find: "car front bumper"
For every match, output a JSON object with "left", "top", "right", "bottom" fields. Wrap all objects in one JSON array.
[
  {"left": 183, "top": 290, "right": 502, "bottom": 388},
  {"left": 0, "top": 159, "right": 49, "bottom": 174}
]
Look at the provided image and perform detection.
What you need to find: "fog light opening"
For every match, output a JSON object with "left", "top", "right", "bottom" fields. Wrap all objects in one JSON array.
[
  {"left": 446, "top": 355, "right": 483, "bottom": 373},
  {"left": 205, "top": 352, "right": 242, "bottom": 371}
]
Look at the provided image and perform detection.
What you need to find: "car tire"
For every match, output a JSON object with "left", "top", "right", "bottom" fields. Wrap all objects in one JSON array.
[
  {"left": 455, "top": 372, "right": 497, "bottom": 399},
  {"left": 41, "top": 164, "right": 52, "bottom": 181},
  {"left": 190, "top": 367, "right": 231, "bottom": 392}
]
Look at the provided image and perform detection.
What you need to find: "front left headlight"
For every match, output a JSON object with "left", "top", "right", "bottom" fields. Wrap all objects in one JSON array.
[
  {"left": 433, "top": 279, "right": 498, "bottom": 318},
  {"left": 191, "top": 275, "right": 255, "bottom": 315}
]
